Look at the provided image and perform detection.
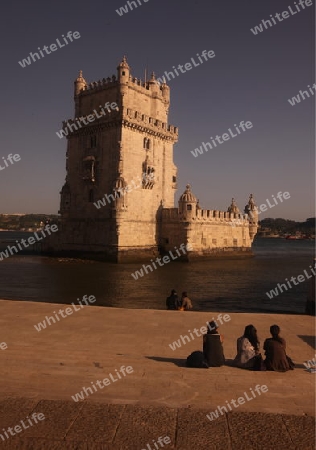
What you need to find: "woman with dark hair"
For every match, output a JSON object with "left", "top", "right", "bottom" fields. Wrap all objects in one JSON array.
[
  {"left": 203, "top": 321, "right": 225, "bottom": 367},
  {"left": 233, "top": 325, "right": 262, "bottom": 370},
  {"left": 263, "top": 325, "right": 295, "bottom": 372}
]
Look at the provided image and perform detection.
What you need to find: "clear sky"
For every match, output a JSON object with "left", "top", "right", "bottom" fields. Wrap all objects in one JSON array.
[{"left": 0, "top": 0, "right": 315, "bottom": 221}]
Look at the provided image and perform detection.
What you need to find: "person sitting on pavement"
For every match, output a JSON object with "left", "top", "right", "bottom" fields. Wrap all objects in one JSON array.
[
  {"left": 263, "top": 325, "right": 295, "bottom": 372},
  {"left": 233, "top": 324, "right": 262, "bottom": 370},
  {"left": 203, "top": 320, "right": 225, "bottom": 367},
  {"left": 166, "top": 289, "right": 180, "bottom": 310},
  {"left": 180, "top": 292, "right": 193, "bottom": 310}
]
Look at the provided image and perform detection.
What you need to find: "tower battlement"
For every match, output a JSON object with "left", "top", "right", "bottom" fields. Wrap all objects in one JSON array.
[
  {"left": 76, "top": 74, "right": 169, "bottom": 97},
  {"left": 162, "top": 206, "right": 249, "bottom": 224},
  {"left": 122, "top": 107, "right": 178, "bottom": 140}
]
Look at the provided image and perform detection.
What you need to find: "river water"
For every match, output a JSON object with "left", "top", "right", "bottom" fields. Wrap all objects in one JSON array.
[{"left": 0, "top": 233, "right": 314, "bottom": 314}]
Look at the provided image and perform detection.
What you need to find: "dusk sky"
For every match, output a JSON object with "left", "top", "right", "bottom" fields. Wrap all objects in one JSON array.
[{"left": 0, "top": 0, "right": 314, "bottom": 221}]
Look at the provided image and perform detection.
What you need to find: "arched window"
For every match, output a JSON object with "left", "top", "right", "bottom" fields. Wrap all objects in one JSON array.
[
  {"left": 146, "top": 139, "right": 150, "bottom": 150},
  {"left": 187, "top": 204, "right": 192, "bottom": 211}
]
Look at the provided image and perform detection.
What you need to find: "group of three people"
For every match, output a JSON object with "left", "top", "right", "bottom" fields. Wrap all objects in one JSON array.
[
  {"left": 200, "top": 322, "right": 294, "bottom": 372},
  {"left": 166, "top": 289, "right": 193, "bottom": 311}
]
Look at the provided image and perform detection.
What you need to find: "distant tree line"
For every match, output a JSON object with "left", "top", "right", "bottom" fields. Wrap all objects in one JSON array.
[
  {"left": 0, "top": 214, "right": 314, "bottom": 235},
  {"left": 259, "top": 217, "right": 315, "bottom": 236},
  {"left": 0, "top": 214, "right": 59, "bottom": 231}
]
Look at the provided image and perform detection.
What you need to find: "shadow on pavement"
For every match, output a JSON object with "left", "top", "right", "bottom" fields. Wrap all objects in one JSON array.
[{"left": 297, "top": 335, "right": 316, "bottom": 349}]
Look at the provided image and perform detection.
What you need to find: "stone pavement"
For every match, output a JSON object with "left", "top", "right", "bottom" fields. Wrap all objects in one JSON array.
[
  {"left": 0, "top": 300, "right": 315, "bottom": 449},
  {"left": 0, "top": 398, "right": 314, "bottom": 449}
]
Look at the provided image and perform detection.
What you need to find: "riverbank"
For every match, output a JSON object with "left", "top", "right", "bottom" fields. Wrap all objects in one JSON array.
[
  {"left": 0, "top": 300, "right": 315, "bottom": 449},
  {"left": 0, "top": 300, "right": 314, "bottom": 413}
]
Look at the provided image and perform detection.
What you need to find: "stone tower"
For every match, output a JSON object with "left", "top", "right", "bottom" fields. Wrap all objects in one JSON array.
[{"left": 56, "top": 57, "right": 178, "bottom": 262}]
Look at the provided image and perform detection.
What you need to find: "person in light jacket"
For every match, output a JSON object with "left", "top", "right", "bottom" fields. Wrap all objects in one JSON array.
[
  {"left": 233, "top": 324, "right": 262, "bottom": 370},
  {"left": 181, "top": 292, "right": 193, "bottom": 310}
]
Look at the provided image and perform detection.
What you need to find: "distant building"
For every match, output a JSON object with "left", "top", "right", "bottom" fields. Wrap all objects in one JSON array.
[{"left": 44, "top": 57, "right": 258, "bottom": 262}]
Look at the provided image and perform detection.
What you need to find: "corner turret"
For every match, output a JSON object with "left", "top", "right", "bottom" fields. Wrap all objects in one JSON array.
[
  {"left": 227, "top": 198, "right": 240, "bottom": 214},
  {"left": 117, "top": 56, "right": 130, "bottom": 84},
  {"left": 74, "top": 70, "right": 87, "bottom": 97},
  {"left": 178, "top": 184, "right": 197, "bottom": 218},
  {"left": 148, "top": 72, "right": 159, "bottom": 96},
  {"left": 161, "top": 81, "right": 170, "bottom": 105},
  {"left": 74, "top": 70, "right": 87, "bottom": 116},
  {"left": 244, "top": 194, "right": 258, "bottom": 240}
]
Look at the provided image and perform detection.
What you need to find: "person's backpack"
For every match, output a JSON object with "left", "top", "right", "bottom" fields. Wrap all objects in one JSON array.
[{"left": 186, "top": 351, "right": 209, "bottom": 368}]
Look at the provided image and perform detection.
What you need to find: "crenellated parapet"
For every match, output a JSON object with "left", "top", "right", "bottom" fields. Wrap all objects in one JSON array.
[
  {"left": 175, "top": 184, "right": 253, "bottom": 226},
  {"left": 121, "top": 107, "right": 178, "bottom": 141},
  {"left": 80, "top": 76, "right": 117, "bottom": 94},
  {"left": 162, "top": 207, "right": 249, "bottom": 224},
  {"left": 74, "top": 58, "right": 171, "bottom": 102},
  {"left": 121, "top": 74, "right": 170, "bottom": 101},
  {"left": 69, "top": 57, "right": 176, "bottom": 139},
  {"left": 61, "top": 105, "right": 119, "bottom": 130}
]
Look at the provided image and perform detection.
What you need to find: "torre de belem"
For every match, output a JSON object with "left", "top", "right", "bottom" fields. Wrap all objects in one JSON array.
[{"left": 45, "top": 57, "right": 258, "bottom": 262}]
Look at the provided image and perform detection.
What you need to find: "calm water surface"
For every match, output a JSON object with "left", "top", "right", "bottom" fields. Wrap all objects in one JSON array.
[{"left": 0, "top": 233, "right": 314, "bottom": 314}]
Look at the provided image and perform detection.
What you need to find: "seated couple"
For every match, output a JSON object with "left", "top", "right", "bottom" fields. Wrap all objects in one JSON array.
[
  {"left": 166, "top": 289, "right": 193, "bottom": 311},
  {"left": 233, "top": 324, "right": 295, "bottom": 372}
]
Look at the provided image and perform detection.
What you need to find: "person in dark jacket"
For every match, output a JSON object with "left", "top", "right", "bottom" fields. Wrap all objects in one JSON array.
[
  {"left": 166, "top": 289, "right": 180, "bottom": 310},
  {"left": 263, "top": 325, "right": 295, "bottom": 372},
  {"left": 203, "top": 321, "right": 225, "bottom": 367}
]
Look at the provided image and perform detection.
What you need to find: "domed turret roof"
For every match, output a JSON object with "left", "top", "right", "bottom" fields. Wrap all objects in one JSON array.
[
  {"left": 179, "top": 184, "right": 197, "bottom": 203},
  {"left": 227, "top": 198, "right": 240, "bottom": 214},
  {"left": 245, "top": 194, "right": 257, "bottom": 211},
  {"left": 117, "top": 56, "right": 130, "bottom": 70},
  {"left": 76, "top": 70, "right": 85, "bottom": 82}
]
